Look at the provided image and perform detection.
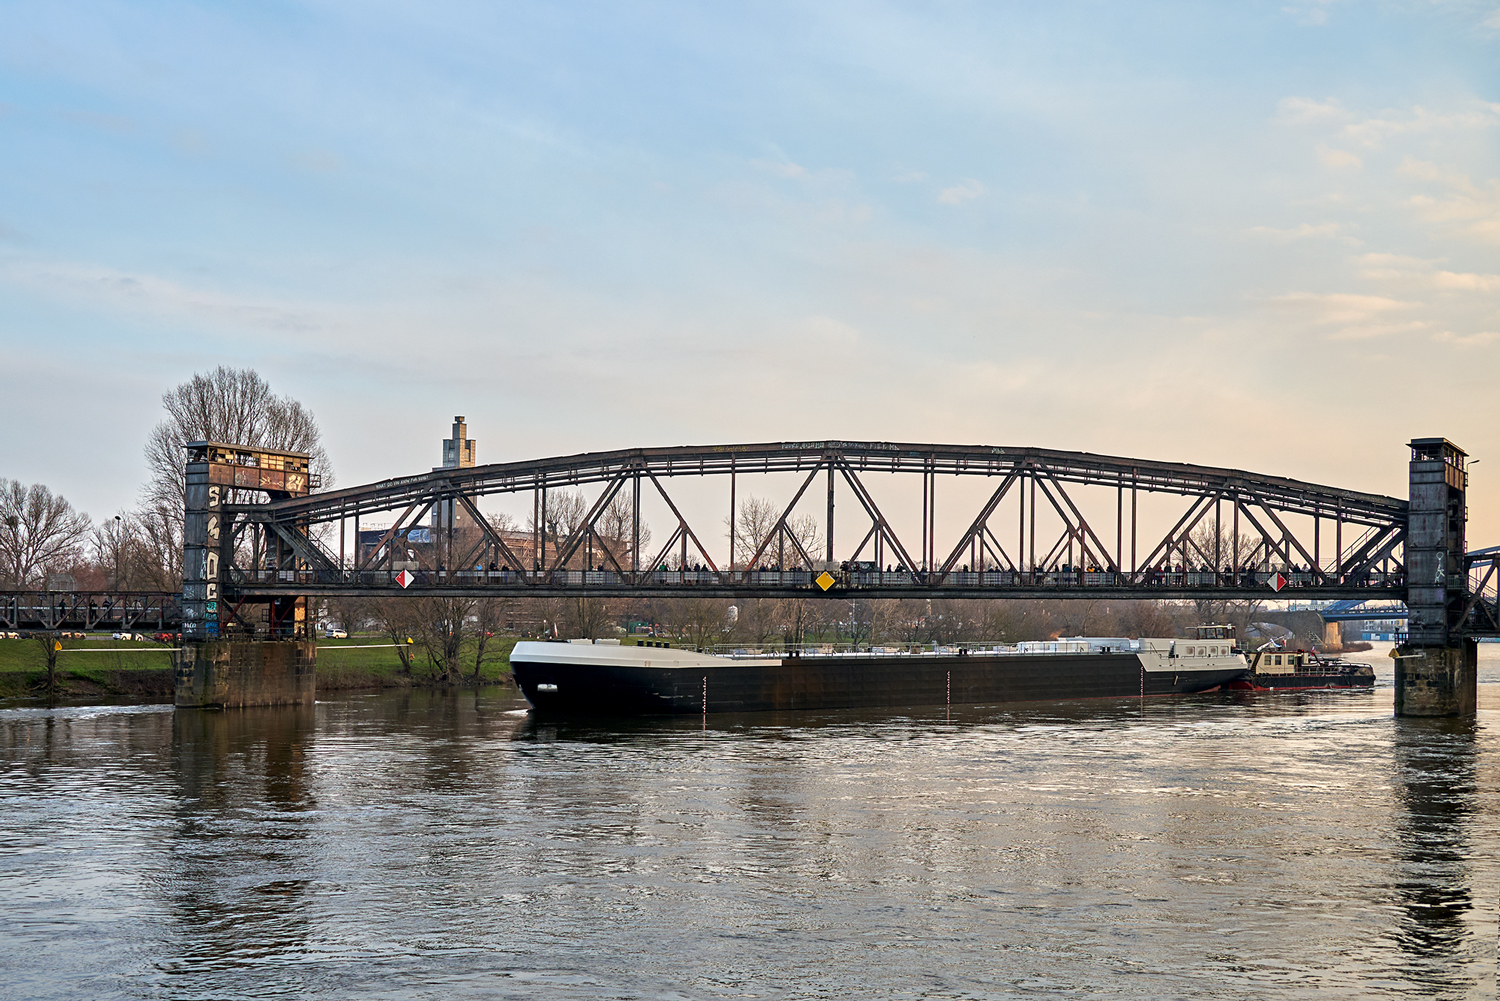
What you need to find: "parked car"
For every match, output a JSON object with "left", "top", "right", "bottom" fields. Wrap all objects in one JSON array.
[{"left": 324, "top": 628, "right": 348, "bottom": 639}]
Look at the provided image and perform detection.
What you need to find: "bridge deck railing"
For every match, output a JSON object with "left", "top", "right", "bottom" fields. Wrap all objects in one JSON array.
[{"left": 221, "top": 567, "right": 1406, "bottom": 592}]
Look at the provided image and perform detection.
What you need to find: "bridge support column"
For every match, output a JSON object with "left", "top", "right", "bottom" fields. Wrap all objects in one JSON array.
[
  {"left": 1321, "top": 621, "right": 1343, "bottom": 652},
  {"left": 1394, "top": 640, "right": 1476, "bottom": 717},
  {"left": 174, "top": 640, "right": 316, "bottom": 709}
]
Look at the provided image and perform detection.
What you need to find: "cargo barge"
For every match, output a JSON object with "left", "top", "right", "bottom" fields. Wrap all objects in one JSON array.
[{"left": 509, "top": 634, "right": 1251, "bottom": 716}]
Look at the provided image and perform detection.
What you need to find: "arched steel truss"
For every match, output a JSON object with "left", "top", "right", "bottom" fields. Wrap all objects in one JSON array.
[{"left": 221, "top": 440, "right": 1412, "bottom": 602}]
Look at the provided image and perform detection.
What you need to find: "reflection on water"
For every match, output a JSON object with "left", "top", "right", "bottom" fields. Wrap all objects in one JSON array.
[
  {"left": 1, "top": 683, "right": 1497, "bottom": 999},
  {"left": 1390, "top": 717, "right": 1479, "bottom": 993},
  {"left": 164, "top": 705, "right": 319, "bottom": 985}
]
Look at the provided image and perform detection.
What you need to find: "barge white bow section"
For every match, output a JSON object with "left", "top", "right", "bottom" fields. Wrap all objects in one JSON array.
[{"left": 509, "top": 638, "right": 1250, "bottom": 716}]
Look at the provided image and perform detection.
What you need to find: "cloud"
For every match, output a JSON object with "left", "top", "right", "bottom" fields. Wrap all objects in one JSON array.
[
  {"left": 1283, "top": 6, "right": 1330, "bottom": 27},
  {"left": 1399, "top": 159, "right": 1500, "bottom": 243},
  {"left": 1485, "top": 7, "right": 1500, "bottom": 29},
  {"left": 1316, "top": 145, "right": 1362, "bottom": 171},
  {"left": 1430, "top": 270, "right": 1500, "bottom": 291},
  {"left": 937, "top": 179, "right": 984, "bottom": 205},
  {"left": 1271, "top": 291, "right": 1424, "bottom": 339},
  {"left": 1357, "top": 252, "right": 1431, "bottom": 270},
  {"left": 1324, "top": 320, "right": 1428, "bottom": 341},
  {"left": 1433, "top": 330, "right": 1499, "bottom": 347},
  {"left": 0, "top": 257, "right": 330, "bottom": 335},
  {"left": 1340, "top": 101, "right": 1500, "bottom": 149},
  {"left": 1274, "top": 97, "right": 1347, "bottom": 125},
  {"left": 751, "top": 158, "right": 807, "bottom": 179},
  {"left": 1246, "top": 222, "right": 1343, "bottom": 241},
  {"left": 1360, "top": 260, "right": 1500, "bottom": 291}
]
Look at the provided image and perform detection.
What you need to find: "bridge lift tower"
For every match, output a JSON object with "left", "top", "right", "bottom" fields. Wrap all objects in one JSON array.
[
  {"left": 176, "top": 441, "right": 318, "bottom": 708},
  {"left": 1398, "top": 438, "right": 1477, "bottom": 716}
]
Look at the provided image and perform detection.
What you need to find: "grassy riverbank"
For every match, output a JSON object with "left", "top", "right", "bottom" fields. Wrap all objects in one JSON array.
[{"left": 0, "top": 634, "right": 520, "bottom": 701}]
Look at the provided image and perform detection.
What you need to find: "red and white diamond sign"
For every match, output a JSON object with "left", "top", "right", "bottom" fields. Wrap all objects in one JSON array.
[
  {"left": 396, "top": 570, "right": 415, "bottom": 589},
  {"left": 1269, "top": 571, "right": 1287, "bottom": 593}
]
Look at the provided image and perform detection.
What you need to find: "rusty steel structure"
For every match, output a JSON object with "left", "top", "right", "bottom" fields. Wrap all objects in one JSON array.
[
  {"left": 3, "top": 438, "right": 1496, "bottom": 641},
  {"left": 206, "top": 439, "right": 1428, "bottom": 621}
]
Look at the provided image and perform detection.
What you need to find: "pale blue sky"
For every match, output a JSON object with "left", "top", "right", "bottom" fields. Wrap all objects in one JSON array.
[{"left": 2, "top": 1, "right": 1498, "bottom": 539}]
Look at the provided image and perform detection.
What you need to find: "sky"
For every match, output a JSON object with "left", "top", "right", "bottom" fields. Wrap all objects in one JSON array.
[{"left": 2, "top": 1, "right": 1498, "bottom": 543}]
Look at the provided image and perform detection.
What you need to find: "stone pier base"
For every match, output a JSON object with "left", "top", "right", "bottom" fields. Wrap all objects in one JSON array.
[
  {"left": 175, "top": 640, "right": 316, "bottom": 709},
  {"left": 1394, "top": 640, "right": 1477, "bottom": 717},
  {"left": 1321, "top": 621, "right": 1344, "bottom": 653}
]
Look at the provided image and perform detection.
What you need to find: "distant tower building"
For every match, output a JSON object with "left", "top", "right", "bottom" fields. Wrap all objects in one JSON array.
[
  {"left": 443, "top": 416, "right": 477, "bottom": 469},
  {"left": 434, "top": 416, "right": 478, "bottom": 540}
]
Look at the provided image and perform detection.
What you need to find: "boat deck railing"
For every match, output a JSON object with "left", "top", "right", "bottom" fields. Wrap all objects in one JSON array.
[{"left": 702, "top": 641, "right": 1056, "bottom": 660}]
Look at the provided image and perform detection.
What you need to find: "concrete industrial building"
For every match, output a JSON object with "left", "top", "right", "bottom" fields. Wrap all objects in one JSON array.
[{"left": 434, "top": 416, "right": 476, "bottom": 534}]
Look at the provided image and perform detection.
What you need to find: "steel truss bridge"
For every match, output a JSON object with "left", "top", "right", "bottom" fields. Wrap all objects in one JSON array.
[
  {"left": 4, "top": 442, "right": 1496, "bottom": 636},
  {"left": 230, "top": 440, "right": 1421, "bottom": 603}
]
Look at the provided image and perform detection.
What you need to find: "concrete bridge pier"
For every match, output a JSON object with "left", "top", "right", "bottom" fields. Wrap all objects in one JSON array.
[
  {"left": 1394, "top": 640, "right": 1477, "bottom": 717},
  {"left": 174, "top": 640, "right": 316, "bottom": 709}
]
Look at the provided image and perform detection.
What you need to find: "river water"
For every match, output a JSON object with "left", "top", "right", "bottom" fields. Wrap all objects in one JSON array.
[{"left": 2, "top": 648, "right": 1499, "bottom": 1000}]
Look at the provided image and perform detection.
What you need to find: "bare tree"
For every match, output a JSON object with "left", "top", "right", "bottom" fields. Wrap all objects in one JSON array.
[
  {"left": 656, "top": 596, "right": 729, "bottom": 648},
  {"left": 139, "top": 367, "right": 333, "bottom": 587},
  {"left": 322, "top": 594, "right": 369, "bottom": 635},
  {"left": 89, "top": 512, "right": 156, "bottom": 591},
  {"left": 131, "top": 502, "right": 184, "bottom": 591},
  {"left": 471, "top": 596, "right": 513, "bottom": 680},
  {"left": 144, "top": 366, "right": 333, "bottom": 509},
  {"left": 0, "top": 480, "right": 92, "bottom": 588},
  {"left": 729, "top": 495, "right": 822, "bottom": 569},
  {"left": 731, "top": 597, "right": 781, "bottom": 646},
  {"left": 525, "top": 488, "right": 585, "bottom": 571},
  {"left": 35, "top": 631, "right": 62, "bottom": 695},
  {"left": 1186, "top": 523, "right": 1263, "bottom": 633},
  {"left": 372, "top": 597, "right": 420, "bottom": 675},
  {"left": 1115, "top": 600, "right": 1186, "bottom": 639},
  {"left": 597, "top": 492, "right": 648, "bottom": 569},
  {"left": 560, "top": 596, "right": 616, "bottom": 640},
  {"left": 411, "top": 596, "right": 476, "bottom": 684}
]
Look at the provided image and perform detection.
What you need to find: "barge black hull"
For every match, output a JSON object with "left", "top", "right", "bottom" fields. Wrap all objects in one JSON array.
[
  {"left": 511, "top": 652, "right": 1249, "bottom": 716},
  {"left": 1238, "top": 674, "right": 1376, "bottom": 691}
]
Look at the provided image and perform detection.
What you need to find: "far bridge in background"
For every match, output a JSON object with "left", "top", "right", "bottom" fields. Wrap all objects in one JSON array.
[{"left": 0, "top": 591, "right": 179, "bottom": 634}]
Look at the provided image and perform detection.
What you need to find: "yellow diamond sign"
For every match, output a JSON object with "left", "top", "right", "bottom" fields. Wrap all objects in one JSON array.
[{"left": 815, "top": 571, "right": 836, "bottom": 591}]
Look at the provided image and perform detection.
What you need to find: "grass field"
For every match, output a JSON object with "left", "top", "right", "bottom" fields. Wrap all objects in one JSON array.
[{"left": 0, "top": 634, "right": 521, "bottom": 701}]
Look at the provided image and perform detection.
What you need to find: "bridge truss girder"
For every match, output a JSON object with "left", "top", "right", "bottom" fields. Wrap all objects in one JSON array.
[
  {"left": 218, "top": 440, "right": 1411, "bottom": 603},
  {"left": 1463, "top": 550, "right": 1500, "bottom": 635}
]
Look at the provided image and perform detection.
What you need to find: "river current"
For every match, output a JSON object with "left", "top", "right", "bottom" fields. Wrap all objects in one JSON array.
[{"left": 2, "top": 648, "right": 1498, "bottom": 1000}]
